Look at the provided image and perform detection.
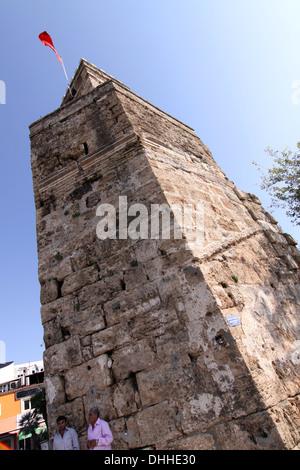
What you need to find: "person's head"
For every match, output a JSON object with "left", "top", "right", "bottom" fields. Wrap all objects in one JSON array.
[
  {"left": 88, "top": 407, "right": 100, "bottom": 425},
  {"left": 56, "top": 415, "right": 67, "bottom": 433}
]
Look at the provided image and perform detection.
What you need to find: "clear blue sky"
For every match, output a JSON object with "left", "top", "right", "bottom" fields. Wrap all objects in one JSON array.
[{"left": 0, "top": 0, "right": 299, "bottom": 364}]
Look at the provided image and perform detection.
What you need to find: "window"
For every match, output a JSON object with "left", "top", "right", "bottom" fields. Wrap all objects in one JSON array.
[
  {"left": 23, "top": 399, "right": 31, "bottom": 411},
  {"left": 0, "top": 383, "right": 9, "bottom": 393}
]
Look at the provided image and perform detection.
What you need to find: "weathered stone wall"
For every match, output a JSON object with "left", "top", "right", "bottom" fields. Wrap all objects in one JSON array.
[{"left": 30, "top": 59, "right": 300, "bottom": 449}]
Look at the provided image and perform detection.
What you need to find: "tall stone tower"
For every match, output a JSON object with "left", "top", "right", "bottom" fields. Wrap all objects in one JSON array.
[{"left": 30, "top": 59, "right": 300, "bottom": 450}]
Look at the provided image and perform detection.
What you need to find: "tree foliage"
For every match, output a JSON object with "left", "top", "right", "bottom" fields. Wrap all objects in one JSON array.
[
  {"left": 19, "top": 410, "right": 43, "bottom": 450},
  {"left": 18, "top": 388, "right": 48, "bottom": 449},
  {"left": 31, "top": 386, "right": 47, "bottom": 426},
  {"left": 253, "top": 144, "right": 300, "bottom": 225}
]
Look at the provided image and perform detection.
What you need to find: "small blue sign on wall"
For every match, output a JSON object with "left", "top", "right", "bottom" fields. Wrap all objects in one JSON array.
[{"left": 226, "top": 315, "right": 241, "bottom": 327}]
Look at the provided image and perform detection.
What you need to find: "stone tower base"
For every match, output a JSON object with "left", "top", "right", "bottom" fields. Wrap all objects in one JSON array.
[{"left": 29, "top": 59, "right": 300, "bottom": 450}]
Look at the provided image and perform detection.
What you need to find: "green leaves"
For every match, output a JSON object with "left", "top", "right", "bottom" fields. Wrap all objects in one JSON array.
[{"left": 253, "top": 144, "right": 300, "bottom": 225}]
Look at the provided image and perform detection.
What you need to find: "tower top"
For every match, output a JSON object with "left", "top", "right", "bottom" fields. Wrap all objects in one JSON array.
[{"left": 61, "top": 58, "right": 130, "bottom": 106}]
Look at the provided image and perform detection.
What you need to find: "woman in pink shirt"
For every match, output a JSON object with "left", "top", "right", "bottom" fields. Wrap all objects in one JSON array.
[{"left": 86, "top": 407, "right": 113, "bottom": 450}]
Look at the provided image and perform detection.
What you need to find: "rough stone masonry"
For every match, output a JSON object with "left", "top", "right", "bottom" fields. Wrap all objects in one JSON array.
[{"left": 29, "top": 59, "right": 300, "bottom": 450}]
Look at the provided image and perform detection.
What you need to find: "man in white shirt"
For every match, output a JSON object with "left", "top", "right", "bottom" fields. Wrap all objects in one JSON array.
[{"left": 53, "top": 415, "right": 80, "bottom": 450}]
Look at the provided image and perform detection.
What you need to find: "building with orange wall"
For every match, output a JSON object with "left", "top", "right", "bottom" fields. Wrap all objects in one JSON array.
[
  {"left": 0, "top": 361, "right": 44, "bottom": 450},
  {"left": 0, "top": 388, "right": 21, "bottom": 449}
]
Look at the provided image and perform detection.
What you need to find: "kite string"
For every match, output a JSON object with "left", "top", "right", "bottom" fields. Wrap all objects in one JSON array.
[{"left": 60, "top": 57, "right": 73, "bottom": 96}]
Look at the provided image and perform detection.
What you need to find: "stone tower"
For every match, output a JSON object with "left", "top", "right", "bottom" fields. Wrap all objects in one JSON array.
[{"left": 30, "top": 59, "right": 300, "bottom": 450}]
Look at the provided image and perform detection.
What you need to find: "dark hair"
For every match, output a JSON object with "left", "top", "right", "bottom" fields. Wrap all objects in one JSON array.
[
  {"left": 90, "top": 407, "right": 100, "bottom": 418},
  {"left": 56, "top": 415, "right": 67, "bottom": 423}
]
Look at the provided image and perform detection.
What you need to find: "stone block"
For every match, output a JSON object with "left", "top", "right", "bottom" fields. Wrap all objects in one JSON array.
[
  {"left": 123, "top": 264, "right": 149, "bottom": 290},
  {"left": 44, "top": 336, "right": 82, "bottom": 376},
  {"left": 92, "top": 322, "right": 131, "bottom": 356},
  {"left": 41, "top": 294, "right": 75, "bottom": 324},
  {"left": 128, "top": 306, "right": 180, "bottom": 341},
  {"left": 112, "top": 377, "right": 139, "bottom": 417},
  {"left": 77, "top": 280, "right": 111, "bottom": 311},
  {"left": 125, "top": 401, "right": 181, "bottom": 448},
  {"left": 154, "top": 331, "right": 188, "bottom": 363},
  {"left": 43, "top": 318, "right": 63, "bottom": 347},
  {"left": 65, "top": 354, "right": 113, "bottom": 401},
  {"left": 282, "top": 254, "right": 299, "bottom": 270},
  {"left": 44, "top": 376, "right": 65, "bottom": 406},
  {"left": 264, "top": 229, "right": 287, "bottom": 244},
  {"left": 61, "top": 265, "right": 99, "bottom": 296},
  {"left": 83, "top": 384, "right": 117, "bottom": 422},
  {"left": 60, "top": 307, "right": 106, "bottom": 337},
  {"left": 233, "top": 187, "right": 247, "bottom": 201},
  {"left": 38, "top": 256, "right": 73, "bottom": 283},
  {"left": 109, "top": 418, "right": 130, "bottom": 450},
  {"left": 265, "top": 212, "right": 278, "bottom": 224},
  {"left": 111, "top": 339, "right": 157, "bottom": 381},
  {"left": 40, "top": 278, "right": 60, "bottom": 304},
  {"left": 178, "top": 392, "right": 224, "bottom": 435},
  {"left": 159, "top": 432, "right": 216, "bottom": 450},
  {"left": 283, "top": 233, "right": 298, "bottom": 245},
  {"left": 136, "top": 360, "right": 195, "bottom": 407},
  {"left": 213, "top": 400, "right": 300, "bottom": 450},
  {"left": 156, "top": 272, "right": 183, "bottom": 303},
  {"left": 103, "top": 284, "right": 161, "bottom": 327}
]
